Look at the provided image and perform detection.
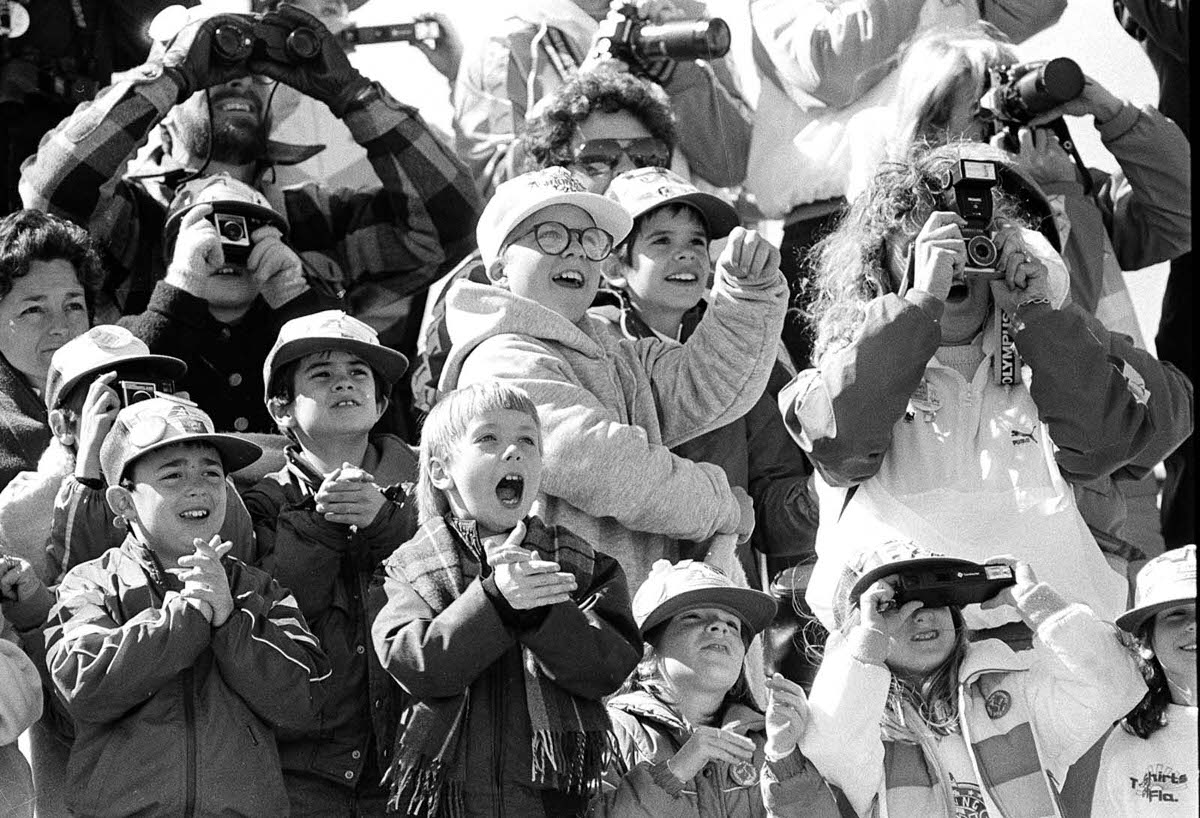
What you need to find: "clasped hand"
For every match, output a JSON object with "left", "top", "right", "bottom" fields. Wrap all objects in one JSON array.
[
  {"left": 488, "top": 522, "right": 577, "bottom": 610},
  {"left": 315, "top": 464, "right": 388, "bottom": 529},
  {"left": 169, "top": 535, "right": 234, "bottom": 627}
]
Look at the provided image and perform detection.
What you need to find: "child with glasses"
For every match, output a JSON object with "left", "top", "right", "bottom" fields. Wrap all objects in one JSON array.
[{"left": 438, "top": 166, "right": 789, "bottom": 594}]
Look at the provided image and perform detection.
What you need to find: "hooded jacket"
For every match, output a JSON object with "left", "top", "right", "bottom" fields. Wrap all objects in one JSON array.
[{"left": 439, "top": 264, "right": 787, "bottom": 591}]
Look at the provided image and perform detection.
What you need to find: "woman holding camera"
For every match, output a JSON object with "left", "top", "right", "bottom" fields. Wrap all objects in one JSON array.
[
  {"left": 887, "top": 24, "right": 1193, "bottom": 582},
  {"left": 783, "top": 539, "right": 1145, "bottom": 818},
  {"left": 778, "top": 141, "right": 1177, "bottom": 639}
]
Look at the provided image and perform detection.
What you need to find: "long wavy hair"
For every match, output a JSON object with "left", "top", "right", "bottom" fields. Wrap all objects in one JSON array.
[
  {"left": 804, "top": 141, "right": 1039, "bottom": 363},
  {"left": 1120, "top": 621, "right": 1175, "bottom": 739}
]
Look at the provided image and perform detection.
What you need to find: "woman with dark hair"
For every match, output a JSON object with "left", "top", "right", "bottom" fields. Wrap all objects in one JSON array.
[
  {"left": 591, "top": 558, "right": 846, "bottom": 817},
  {"left": 0, "top": 210, "right": 102, "bottom": 489}
]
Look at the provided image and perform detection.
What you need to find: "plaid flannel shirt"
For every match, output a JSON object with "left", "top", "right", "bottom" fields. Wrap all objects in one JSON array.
[{"left": 19, "top": 68, "right": 482, "bottom": 343}]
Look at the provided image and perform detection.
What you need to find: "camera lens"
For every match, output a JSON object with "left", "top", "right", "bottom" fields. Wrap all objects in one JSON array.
[
  {"left": 219, "top": 219, "right": 245, "bottom": 242},
  {"left": 130, "top": 389, "right": 153, "bottom": 405},
  {"left": 966, "top": 235, "right": 999, "bottom": 268}
]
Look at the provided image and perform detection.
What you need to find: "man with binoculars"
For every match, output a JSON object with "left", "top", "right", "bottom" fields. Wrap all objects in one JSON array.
[{"left": 19, "top": 2, "right": 481, "bottom": 385}]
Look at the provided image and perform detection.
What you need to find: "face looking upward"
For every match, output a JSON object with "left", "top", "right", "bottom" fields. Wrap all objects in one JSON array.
[
  {"left": 882, "top": 603, "right": 958, "bottom": 680},
  {"left": 430, "top": 408, "right": 543, "bottom": 538},
  {"left": 172, "top": 77, "right": 270, "bottom": 167},
  {"left": 491, "top": 204, "right": 605, "bottom": 325},
  {"left": 653, "top": 606, "right": 747, "bottom": 698},
  {"left": 270, "top": 350, "right": 385, "bottom": 441},
  {"left": 619, "top": 206, "right": 712, "bottom": 318},
  {"left": 1151, "top": 603, "right": 1196, "bottom": 706},
  {"left": 0, "top": 259, "right": 89, "bottom": 391},
  {"left": 568, "top": 110, "right": 659, "bottom": 194}
]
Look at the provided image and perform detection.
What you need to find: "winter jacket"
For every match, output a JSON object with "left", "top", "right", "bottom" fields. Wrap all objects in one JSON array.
[
  {"left": 242, "top": 435, "right": 418, "bottom": 791},
  {"left": 371, "top": 515, "right": 642, "bottom": 817},
  {"left": 591, "top": 690, "right": 846, "bottom": 818},
  {"left": 439, "top": 262, "right": 788, "bottom": 592},
  {"left": 588, "top": 289, "right": 817, "bottom": 573},
  {"left": 781, "top": 290, "right": 1190, "bottom": 630},
  {"left": 746, "top": 0, "right": 1066, "bottom": 219},
  {"left": 801, "top": 584, "right": 1147, "bottom": 818},
  {"left": 44, "top": 536, "right": 331, "bottom": 818},
  {"left": 0, "top": 353, "right": 49, "bottom": 492},
  {"left": 19, "top": 66, "right": 481, "bottom": 345},
  {"left": 0, "top": 617, "right": 41, "bottom": 818},
  {"left": 452, "top": 0, "right": 753, "bottom": 199}
]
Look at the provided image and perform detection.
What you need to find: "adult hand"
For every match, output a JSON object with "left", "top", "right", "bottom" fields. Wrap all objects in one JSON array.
[
  {"left": 716, "top": 227, "right": 782, "bottom": 284},
  {"left": 988, "top": 224, "right": 1054, "bottom": 316},
  {"left": 1028, "top": 73, "right": 1124, "bottom": 128},
  {"left": 729, "top": 485, "right": 755, "bottom": 545},
  {"left": 0, "top": 555, "right": 44, "bottom": 604},
  {"left": 994, "top": 126, "right": 1077, "bottom": 187},
  {"left": 315, "top": 464, "right": 387, "bottom": 529},
  {"left": 249, "top": 4, "right": 370, "bottom": 117},
  {"left": 979, "top": 556, "right": 1038, "bottom": 611},
  {"left": 908, "top": 211, "right": 967, "bottom": 301},
  {"left": 174, "top": 536, "right": 235, "bottom": 627},
  {"left": 165, "top": 205, "right": 224, "bottom": 298},
  {"left": 248, "top": 225, "right": 308, "bottom": 308},
  {"left": 764, "top": 672, "right": 809, "bottom": 761},
  {"left": 154, "top": 12, "right": 252, "bottom": 102},
  {"left": 491, "top": 526, "right": 577, "bottom": 610},
  {"left": 410, "top": 13, "right": 463, "bottom": 84},
  {"left": 667, "top": 725, "right": 756, "bottom": 782},
  {"left": 74, "top": 372, "right": 121, "bottom": 481}
]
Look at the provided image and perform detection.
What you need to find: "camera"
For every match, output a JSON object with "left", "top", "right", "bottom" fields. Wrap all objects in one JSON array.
[
  {"left": 208, "top": 209, "right": 279, "bottom": 265},
  {"left": 336, "top": 20, "right": 440, "bottom": 50},
  {"left": 946, "top": 159, "right": 1002, "bottom": 278},
  {"left": 597, "top": 3, "right": 731, "bottom": 72},
  {"left": 888, "top": 562, "right": 1017, "bottom": 609},
  {"left": 210, "top": 12, "right": 320, "bottom": 65},
  {"left": 981, "top": 57, "right": 1084, "bottom": 128},
  {"left": 118, "top": 379, "right": 176, "bottom": 408}
]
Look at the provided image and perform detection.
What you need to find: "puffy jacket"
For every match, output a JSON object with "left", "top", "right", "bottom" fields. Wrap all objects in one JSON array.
[
  {"left": 45, "top": 537, "right": 331, "bottom": 818},
  {"left": 242, "top": 435, "right": 418, "bottom": 791},
  {"left": 0, "top": 617, "right": 41, "bottom": 818}
]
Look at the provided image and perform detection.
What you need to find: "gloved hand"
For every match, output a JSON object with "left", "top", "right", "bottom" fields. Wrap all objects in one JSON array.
[
  {"left": 248, "top": 4, "right": 372, "bottom": 118},
  {"left": 153, "top": 13, "right": 253, "bottom": 103}
]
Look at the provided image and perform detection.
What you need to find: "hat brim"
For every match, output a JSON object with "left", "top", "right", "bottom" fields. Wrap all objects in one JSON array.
[
  {"left": 1116, "top": 596, "right": 1196, "bottom": 633},
  {"left": 639, "top": 586, "right": 777, "bottom": 639},
  {"left": 52, "top": 354, "right": 189, "bottom": 409},
  {"left": 626, "top": 191, "right": 740, "bottom": 241},
  {"left": 266, "top": 338, "right": 409, "bottom": 398},
  {"left": 483, "top": 191, "right": 634, "bottom": 268},
  {"left": 849, "top": 557, "right": 982, "bottom": 607},
  {"left": 120, "top": 433, "right": 264, "bottom": 482}
]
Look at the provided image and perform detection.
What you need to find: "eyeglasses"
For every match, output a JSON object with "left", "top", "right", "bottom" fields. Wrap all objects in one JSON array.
[
  {"left": 570, "top": 137, "right": 672, "bottom": 177},
  {"left": 511, "top": 221, "right": 614, "bottom": 261}
]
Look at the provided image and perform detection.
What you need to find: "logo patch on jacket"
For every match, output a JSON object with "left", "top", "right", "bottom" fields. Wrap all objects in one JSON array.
[
  {"left": 984, "top": 689, "right": 1011, "bottom": 719},
  {"left": 1010, "top": 428, "right": 1037, "bottom": 446}
]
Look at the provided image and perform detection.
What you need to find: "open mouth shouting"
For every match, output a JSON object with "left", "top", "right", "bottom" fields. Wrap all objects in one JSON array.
[
  {"left": 495, "top": 474, "right": 525, "bottom": 508},
  {"left": 178, "top": 507, "right": 211, "bottom": 523},
  {"left": 551, "top": 270, "right": 586, "bottom": 289}
]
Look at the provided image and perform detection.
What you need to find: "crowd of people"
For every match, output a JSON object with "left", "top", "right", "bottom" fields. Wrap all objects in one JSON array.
[{"left": 0, "top": 0, "right": 1192, "bottom": 816}]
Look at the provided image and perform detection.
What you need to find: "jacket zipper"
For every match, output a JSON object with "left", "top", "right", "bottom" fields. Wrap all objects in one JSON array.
[{"left": 184, "top": 668, "right": 197, "bottom": 818}]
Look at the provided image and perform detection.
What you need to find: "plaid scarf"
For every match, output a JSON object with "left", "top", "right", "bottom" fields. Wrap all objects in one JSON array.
[{"left": 384, "top": 515, "right": 610, "bottom": 817}]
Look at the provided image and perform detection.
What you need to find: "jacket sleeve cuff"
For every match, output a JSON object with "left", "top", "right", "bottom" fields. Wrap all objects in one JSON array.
[
  {"left": 764, "top": 747, "right": 809, "bottom": 778},
  {"left": 846, "top": 626, "right": 890, "bottom": 666},
  {"left": 649, "top": 760, "right": 688, "bottom": 797},
  {"left": 1096, "top": 102, "right": 1140, "bottom": 142},
  {"left": 1012, "top": 582, "right": 1071, "bottom": 630},
  {"left": 903, "top": 290, "right": 946, "bottom": 323}
]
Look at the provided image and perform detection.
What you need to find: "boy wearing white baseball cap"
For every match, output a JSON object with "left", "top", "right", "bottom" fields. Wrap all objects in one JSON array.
[{"left": 439, "top": 166, "right": 790, "bottom": 593}]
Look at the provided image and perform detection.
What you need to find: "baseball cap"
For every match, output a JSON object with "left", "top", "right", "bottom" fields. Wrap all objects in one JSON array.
[
  {"left": 1116, "top": 544, "right": 1196, "bottom": 633},
  {"left": 833, "top": 539, "right": 981, "bottom": 629},
  {"left": 100, "top": 397, "right": 262, "bottom": 485},
  {"left": 633, "top": 559, "right": 777, "bottom": 644},
  {"left": 44, "top": 326, "right": 187, "bottom": 411},
  {"left": 606, "top": 167, "right": 740, "bottom": 241},
  {"left": 477, "top": 167, "right": 633, "bottom": 269},
  {"left": 262, "top": 310, "right": 409, "bottom": 401}
]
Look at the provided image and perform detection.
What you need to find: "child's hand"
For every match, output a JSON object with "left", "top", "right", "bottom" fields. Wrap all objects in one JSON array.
[
  {"left": 764, "top": 672, "right": 809, "bottom": 761},
  {"left": 174, "top": 536, "right": 235, "bottom": 627},
  {"left": 74, "top": 372, "right": 121, "bottom": 481},
  {"left": 858, "top": 579, "right": 924, "bottom": 651},
  {"left": 165, "top": 204, "right": 224, "bottom": 297},
  {"left": 0, "top": 555, "right": 45, "bottom": 604},
  {"left": 667, "top": 725, "right": 756, "bottom": 782},
  {"left": 715, "top": 227, "right": 781, "bottom": 283},
  {"left": 315, "top": 464, "right": 388, "bottom": 529},
  {"left": 979, "top": 556, "right": 1038, "bottom": 610},
  {"left": 248, "top": 225, "right": 308, "bottom": 308},
  {"left": 490, "top": 525, "right": 577, "bottom": 610}
]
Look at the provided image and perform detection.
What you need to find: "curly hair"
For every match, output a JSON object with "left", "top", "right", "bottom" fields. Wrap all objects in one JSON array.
[
  {"left": 0, "top": 209, "right": 105, "bottom": 309},
  {"left": 804, "top": 140, "right": 1043, "bottom": 363},
  {"left": 521, "top": 65, "right": 677, "bottom": 171}
]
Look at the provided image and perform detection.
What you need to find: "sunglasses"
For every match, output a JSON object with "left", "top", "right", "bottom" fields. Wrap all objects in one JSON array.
[
  {"left": 571, "top": 137, "right": 672, "bottom": 176},
  {"left": 510, "top": 221, "right": 614, "bottom": 261}
]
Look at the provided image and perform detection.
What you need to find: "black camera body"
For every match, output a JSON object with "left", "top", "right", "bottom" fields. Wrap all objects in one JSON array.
[
  {"left": 118, "top": 379, "right": 176, "bottom": 408},
  {"left": 981, "top": 57, "right": 1085, "bottom": 128},
  {"left": 210, "top": 12, "right": 320, "bottom": 66},
  {"left": 947, "top": 159, "right": 1002, "bottom": 278},
  {"left": 889, "top": 562, "right": 1017, "bottom": 609},
  {"left": 337, "top": 20, "right": 440, "bottom": 50},
  {"left": 207, "top": 208, "right": 276, "bottom": 265},
  {"left": 598, "top": 3, "right": 731, "bottom": 70}
]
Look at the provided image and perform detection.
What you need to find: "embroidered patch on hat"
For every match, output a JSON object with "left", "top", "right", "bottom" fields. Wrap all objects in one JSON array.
[
  {"left": 88, "top": 325, "right": 136, "bottom": 351},
  {"left": 984, "top": 689, "right": 1012, "bottom": 720},
  {"left": 128, "top": 416, "right": 169, "bottom": 447},
  {"left": 530, "top": 167, "right": 586, "bottom": 193},
  {"left": 313, "top": 312, "right": 374, "bottom": 342},
  {"left": 166, "top": 404, "right": 209, "bottom": 434}
]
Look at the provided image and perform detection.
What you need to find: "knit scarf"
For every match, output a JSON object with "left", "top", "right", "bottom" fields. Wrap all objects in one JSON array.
[{"left": 384, "top": 515, "right": 610, "bottom": 817}]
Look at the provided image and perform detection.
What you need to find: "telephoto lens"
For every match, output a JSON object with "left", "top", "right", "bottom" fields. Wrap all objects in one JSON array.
[
  {"left": 1005, "top": 57, "right": 1084, "bottom": 122},
  {"left": 633, "top": 17, "right": 731, "bottom": 61}
]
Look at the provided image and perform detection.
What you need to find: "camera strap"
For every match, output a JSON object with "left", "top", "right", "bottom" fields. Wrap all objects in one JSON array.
[
  {"left": 540, "top": 27, "right": 580, "bottom": 80},
  {"left": 992, "top": 308, "right": 1021, "bottom": 386}
]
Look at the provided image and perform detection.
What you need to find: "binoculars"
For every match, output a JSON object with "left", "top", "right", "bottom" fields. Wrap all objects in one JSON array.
[{"left": 210, "top": 13, "right": 319, "bottom": 65}]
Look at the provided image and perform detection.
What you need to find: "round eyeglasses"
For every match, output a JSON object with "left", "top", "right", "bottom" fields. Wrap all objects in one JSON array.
[{"left": 511, "top": 221, "right": 614, "bottom": 261}]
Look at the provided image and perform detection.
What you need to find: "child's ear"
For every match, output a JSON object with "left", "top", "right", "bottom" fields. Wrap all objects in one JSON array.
[
  {"left": 105, "top": 484, "right": 138, "bottom": 524},
  {"left": 486, "top": 258, "right": 509, "bottom": 288},
  {"left": 48, "top": 409, "right": 76, "bottom": 446},
  {"left": 266, "top": 399, "right": 297, "bottom": 433},
  {"left": 428, "top": 456, "right": 454, "bottom": 491}
]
